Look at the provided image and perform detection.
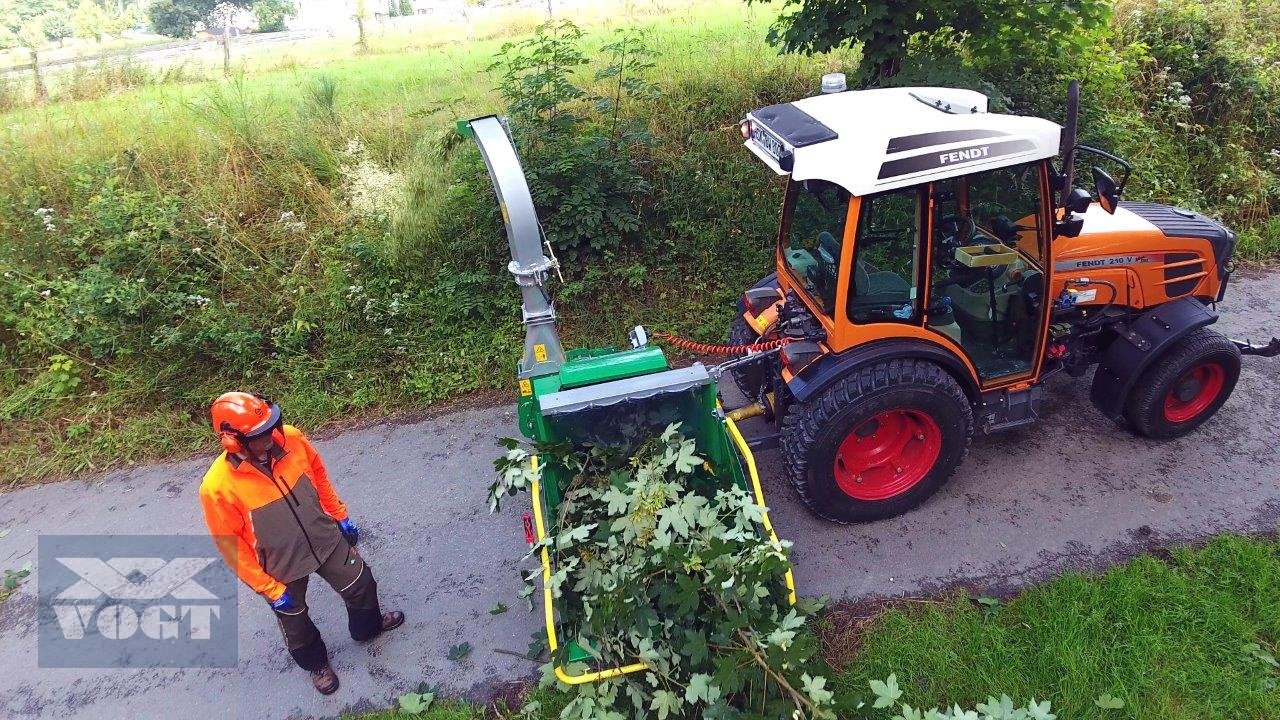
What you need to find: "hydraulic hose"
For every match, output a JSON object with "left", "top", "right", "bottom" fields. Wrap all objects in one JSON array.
[{"left": 652, "top": 331, "right": 791, "bottom": 356}]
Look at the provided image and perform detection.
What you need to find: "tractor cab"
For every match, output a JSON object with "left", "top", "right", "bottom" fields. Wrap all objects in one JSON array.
[
  {"left": 730, "top": 80, "right": 1276, "bottom": 524},
  {"left": 739, "top": 85, "right": 1063, "bottom": 389}
]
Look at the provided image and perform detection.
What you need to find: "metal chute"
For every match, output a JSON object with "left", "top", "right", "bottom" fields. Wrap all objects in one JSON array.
[{"left": 464, "top": 115, "right": 566, "bottom": 378}]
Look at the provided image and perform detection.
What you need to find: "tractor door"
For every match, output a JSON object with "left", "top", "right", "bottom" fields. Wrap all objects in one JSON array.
[{"left": 923, "top": 161, "right": 1053, "bottom": 384}]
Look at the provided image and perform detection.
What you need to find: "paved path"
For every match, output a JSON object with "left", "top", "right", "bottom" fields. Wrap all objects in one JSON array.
[{"left": 1, "top": 271, "right": 1277, "bottom": 719}]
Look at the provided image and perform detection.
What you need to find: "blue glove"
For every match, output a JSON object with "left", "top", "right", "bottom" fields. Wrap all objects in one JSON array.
[
  {"left": 338, "top": 517, "right": 359, "bottom": 547},
  {"left": 270, "top": 589, "right": 295, "bottom": 612}
]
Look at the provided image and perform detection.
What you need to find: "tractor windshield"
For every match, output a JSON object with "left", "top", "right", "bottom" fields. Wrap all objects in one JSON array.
[{"left": 782, "top": 179, "right": 850, "bottom": 315}]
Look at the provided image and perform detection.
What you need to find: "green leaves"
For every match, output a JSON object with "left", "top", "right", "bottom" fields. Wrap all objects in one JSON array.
[
  {"left": 755, "top": 0, "right": 1111, "bottom": 82},
  {"left": 870, "top": 673, "right": 904, "bottom": 708},
  {"left": 446, "top": 642, "right": 471, "bottom": 662},
  {"left": 491, "top": 425, "right": 830, "bottom": 718},
  {"left": 396, "top": 689, "right": 434, "bottom": 715},
  {"left": 1094, "top": 693, "right": 1125, "bottom": 710},
  {"left": 649, "top": 689, "right": 683, "bottom": 719},
  {"left": 684, "top": 673, "right": 720, "bottom": 704},
  {"left": 489, "top": 602, "right": 508, "bottom": 615},
  {"left": 2, "top": 561, "right": 32, "bottom": 592}
]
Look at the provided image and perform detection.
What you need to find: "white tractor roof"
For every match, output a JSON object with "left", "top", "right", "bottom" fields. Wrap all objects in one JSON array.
[{"left": 743, "top": 87, "right": 1062, "bottom": 196}]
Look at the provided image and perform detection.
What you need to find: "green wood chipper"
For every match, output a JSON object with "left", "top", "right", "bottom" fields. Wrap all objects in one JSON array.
[{"left": 461, "top": 115, "right": 795, "bottom": 685}]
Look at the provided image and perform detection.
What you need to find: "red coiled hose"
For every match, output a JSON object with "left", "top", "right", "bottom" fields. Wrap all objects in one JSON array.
[{"left": 653, "top": 331, "right": 790, "bottom": 356}]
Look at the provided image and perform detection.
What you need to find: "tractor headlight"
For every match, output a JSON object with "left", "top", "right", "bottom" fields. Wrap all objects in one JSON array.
[{"left": 739, "top": 119, "right": 753, "bottom": 140}]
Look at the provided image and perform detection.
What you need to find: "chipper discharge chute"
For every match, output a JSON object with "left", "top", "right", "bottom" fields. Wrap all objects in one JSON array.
[{"left": 462, "top": 115, "right": 796, "bottom": 684}]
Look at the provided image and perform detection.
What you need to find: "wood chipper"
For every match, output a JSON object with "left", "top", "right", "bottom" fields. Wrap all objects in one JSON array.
[
  {"left": 460, "top": 116, "right": 795, "bottom": 685},
  {"left": 725, "top": 77, "right": 1280, "bottom": 523}
]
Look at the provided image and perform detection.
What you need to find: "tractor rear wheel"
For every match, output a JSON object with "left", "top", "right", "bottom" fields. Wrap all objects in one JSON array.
[
  {"left": 781, "top": 359, "right": 973, "bottom": 523},
  {"left": 1124, "top": 327, "right": 1241, "bottom": 439}
]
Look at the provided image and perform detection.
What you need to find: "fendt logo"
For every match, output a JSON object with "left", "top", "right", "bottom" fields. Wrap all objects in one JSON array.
[
  {"left": 938, "top": 145, "right": 991, "bottom": 165},
  {"left": 52, "top": 557, "right": 221, "bottom": 641},
  {"left": 38, "top": 536, "right": 238, "bottom": 668}
]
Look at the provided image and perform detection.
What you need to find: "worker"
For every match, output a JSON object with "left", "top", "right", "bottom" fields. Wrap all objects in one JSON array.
[{"left": 199, "top": 391, "right": 404, "bottom": 695}]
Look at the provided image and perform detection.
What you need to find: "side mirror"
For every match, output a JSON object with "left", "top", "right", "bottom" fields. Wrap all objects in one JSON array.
[
  {"left": 1092, "top": 165, "right": 1120, "bottom": 214},
  {"left": 1064, "top": 187, "right": 1092, "bottom": 215}
]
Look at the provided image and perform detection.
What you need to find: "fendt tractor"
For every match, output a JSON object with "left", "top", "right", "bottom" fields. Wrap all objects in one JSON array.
[{"left": 726, "top": 78, "right": 1279, "bottom": 522}]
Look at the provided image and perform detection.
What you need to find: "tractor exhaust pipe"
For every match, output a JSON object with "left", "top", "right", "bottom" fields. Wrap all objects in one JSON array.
[
  {"left": 463, "top": 115, "right": 566, "bottom": 378},
  {"left": 1060, "top": 79, "right": 1080, "bottom": 201}
]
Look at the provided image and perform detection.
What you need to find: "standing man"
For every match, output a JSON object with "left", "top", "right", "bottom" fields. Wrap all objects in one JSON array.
[{"left": 199, "top": 391, "right": 404, "bottom": 695}]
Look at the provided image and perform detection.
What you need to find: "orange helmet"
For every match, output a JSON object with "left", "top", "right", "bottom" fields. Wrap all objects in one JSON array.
[{"left": 210, "top": 391, "right": 283, "bottom": 455}]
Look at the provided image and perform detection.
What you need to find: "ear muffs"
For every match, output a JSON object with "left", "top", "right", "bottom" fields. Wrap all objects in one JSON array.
[{"left": 218, "top": 422, "right": 246, "bottom": 455}]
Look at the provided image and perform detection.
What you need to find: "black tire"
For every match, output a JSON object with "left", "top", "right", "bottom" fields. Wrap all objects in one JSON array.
[
  {"left": 727, "top": 272, "right": 779, "bottom": 401},
  {"left": 728, "top": 313, "right": 767, "bottom": 400},
  {"left": 1124, "top": 327, "right": 1241, "bottom": 439},
  {"left": 781, "top": 359, "right": 973, "bottom": 523}
]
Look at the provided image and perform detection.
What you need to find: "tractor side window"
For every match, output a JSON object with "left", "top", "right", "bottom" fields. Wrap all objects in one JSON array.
[
  {"left": 927, "top": 167, "right": 1047, "bottom": 382},
  {"left": 783, "top": 179, "right": 851, "bottom": 316},
  {"left": 848, "top": 187, "right": 922, "bottom": 325},
  {"left": 968, "top": 163, "right": 1044, "bottom": 265}
]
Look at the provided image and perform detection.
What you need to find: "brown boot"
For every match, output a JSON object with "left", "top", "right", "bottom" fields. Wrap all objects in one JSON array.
[
  {"left": 311, "top": 663, "right": 340, "bottom": 695},
  {"left": 381, "top": 611, "right": 405, "bottom": 632}
]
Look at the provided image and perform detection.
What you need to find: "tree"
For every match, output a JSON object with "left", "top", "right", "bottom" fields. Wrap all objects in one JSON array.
[
  {"left": 353, "top": 0, "right": 368, "bottom": 52},
  {"left": 750, "top": 0, "right": 1110, "bottom": 82},
  {"left": 252, "top": 0, "right": 294, "bottom": 33},
  {"left": 43, "top": 10, "right": 72, "bottom": 45},
  {"left": 72, "top": 0, "right": 110, "bottom": 42},
  {"left": 386, "top": 0, "right": 398, "bottom": 18},
  {"left": 147, "top": 0, "right": 250, "bottom": 39},
  {"left": 397, "top": 0, "right": 411, "bottom": 17}
]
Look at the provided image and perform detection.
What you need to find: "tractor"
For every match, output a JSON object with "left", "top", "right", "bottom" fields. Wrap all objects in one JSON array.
[{"left": 725, "top": 78, "right": 1280, "bottom": 523}]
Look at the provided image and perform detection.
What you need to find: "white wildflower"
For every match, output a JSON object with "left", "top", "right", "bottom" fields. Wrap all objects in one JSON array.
[
  {"left": 34, "top": 207, "right": 56, "bottom": 231},
  {"left": 338, "top": 136, "right": 405, "bottom": 219}
]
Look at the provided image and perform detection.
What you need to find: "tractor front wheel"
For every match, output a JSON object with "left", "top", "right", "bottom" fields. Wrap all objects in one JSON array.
[
  {"left": 781, "top": 359, "right": 973, "bottom": 523},
  {"left": 1124, "top": 327, "right": 1241, "bottom": 439}
]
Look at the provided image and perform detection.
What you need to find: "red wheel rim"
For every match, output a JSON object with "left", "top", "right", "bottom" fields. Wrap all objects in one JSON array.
[
  {"left": 833, "top": 409, "right": 942, "bottom": 501},
  {"left": 1163, "top": 362, "right": 1226, "bottom": 423}
]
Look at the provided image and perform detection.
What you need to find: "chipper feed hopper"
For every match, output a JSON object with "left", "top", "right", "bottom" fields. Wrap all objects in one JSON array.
[{"left": 461, "top": 116, "right": 795, "bottom": 684}]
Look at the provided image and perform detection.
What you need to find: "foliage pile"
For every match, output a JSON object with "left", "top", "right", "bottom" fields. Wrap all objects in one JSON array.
[{"left": 490, "top": 425, "right": 836, "bottom": 720}]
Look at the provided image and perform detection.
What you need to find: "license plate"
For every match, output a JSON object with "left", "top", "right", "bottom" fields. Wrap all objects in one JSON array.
[{"left": 751, "top": 124, "right": 786, "bottom": 161}]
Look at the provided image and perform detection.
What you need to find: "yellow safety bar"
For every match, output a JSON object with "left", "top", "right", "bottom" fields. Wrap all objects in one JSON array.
[
  {"left": 723, "top": 413, "right": 798, "bottom": 605},
  {"left": 528, "top": 415, "right": 797, "bottom": 685}
]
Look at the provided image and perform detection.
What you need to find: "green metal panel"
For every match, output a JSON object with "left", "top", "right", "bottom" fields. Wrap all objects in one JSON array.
[{"left": 557, "top": 347, "right": 669, "bottom": 389}]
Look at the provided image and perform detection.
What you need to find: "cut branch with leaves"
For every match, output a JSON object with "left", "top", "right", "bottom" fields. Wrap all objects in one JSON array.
[{"left": 490, "top": 424, "right": 836, "bottom": 719}]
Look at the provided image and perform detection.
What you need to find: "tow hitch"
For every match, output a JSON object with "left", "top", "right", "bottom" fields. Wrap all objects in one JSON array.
[{"left": 1233, "top": 337, "right": 1280, "bottom": 357}]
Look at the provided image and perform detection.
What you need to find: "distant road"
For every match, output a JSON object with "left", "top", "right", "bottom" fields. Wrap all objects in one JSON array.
[{"left": 0, "top": 30, "right": 320, "bottom": 78}]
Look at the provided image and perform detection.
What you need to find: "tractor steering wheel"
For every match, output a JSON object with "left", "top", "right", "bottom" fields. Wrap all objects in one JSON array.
[{"left": 934, "top": 213, "right": 975, "bottom": 271}]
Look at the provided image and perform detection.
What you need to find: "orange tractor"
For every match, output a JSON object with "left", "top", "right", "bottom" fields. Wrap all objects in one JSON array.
[{"left": 726, "top": 79, "right": 1279, "bottom": 523}]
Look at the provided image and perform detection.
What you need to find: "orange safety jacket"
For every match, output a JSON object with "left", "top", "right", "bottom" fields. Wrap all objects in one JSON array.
[{"left": 199, "top": 424, "right": 348, "bottom": 601}]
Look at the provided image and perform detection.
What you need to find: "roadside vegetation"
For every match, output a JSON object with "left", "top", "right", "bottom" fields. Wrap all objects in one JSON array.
[
  {"left": 2, "top": 0, "right": 1280, "bottom": 487},
  {"left": 350, "top": 534, "right": 1280, "bottom": 719}
]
